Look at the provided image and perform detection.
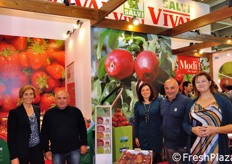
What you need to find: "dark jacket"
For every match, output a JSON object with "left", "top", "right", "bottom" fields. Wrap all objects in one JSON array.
[
  {"left": 41, "top": 105, "right": 87, "bottom": 153},
  {"left": 160, "top": 93, "right": 191, "bottom": 149},
  {"left": 183, "top": 93, "right": 232, "bottom": 163},
  {"left": 7, "top": 105, "right": 41, "bottom": 160}
]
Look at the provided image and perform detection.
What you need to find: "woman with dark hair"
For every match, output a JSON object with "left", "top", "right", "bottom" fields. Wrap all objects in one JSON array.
[
  {"left": 183, "top": 72, "right": 232, "bottom": 163},
  {"left": 134, "top": 83, "right": 163, "bottom": 164},
  {"left": 7, "top": 85, "right": 44, "bottom": 164}
]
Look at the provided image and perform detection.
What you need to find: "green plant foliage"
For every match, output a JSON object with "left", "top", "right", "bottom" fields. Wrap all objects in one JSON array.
[{"left": 91, "top": 28, "right": 173, "bottom": 119}]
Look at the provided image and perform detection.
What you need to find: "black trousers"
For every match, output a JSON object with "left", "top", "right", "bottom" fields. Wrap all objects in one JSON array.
[{"left": 19, "top": 143, "right": 45, "bottom": 164}]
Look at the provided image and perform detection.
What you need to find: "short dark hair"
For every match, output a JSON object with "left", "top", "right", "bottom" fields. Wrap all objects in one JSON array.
[
  {"left": 192, "top": 72, "right": 216, "bottom": 96},
  {"left": 182, "top": 81, "right": 191, "bottom": 90},
  {"left": 137, "top": 83, "right": 154, "bottom": 102}
]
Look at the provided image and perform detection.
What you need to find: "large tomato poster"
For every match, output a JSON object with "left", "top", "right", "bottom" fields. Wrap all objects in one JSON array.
[{"left": 0, "top": 35, "right": 65, "bottom": 141}]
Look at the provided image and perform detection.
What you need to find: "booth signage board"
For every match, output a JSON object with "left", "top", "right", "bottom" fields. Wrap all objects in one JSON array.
[
  {"left": 50, "top": 0, "right": 209, "bottom": 29},
  {"left": 112, "top": 126, "right": 133, "bottom": 162},
  {"left": 95, "top": 105, "right": 112, "bottom": 164},
  {"left": 177, "top": 55, "right": 199, "bottom": 74}
]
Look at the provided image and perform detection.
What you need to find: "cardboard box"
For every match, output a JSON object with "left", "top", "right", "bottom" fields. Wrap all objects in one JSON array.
[{"left": 112, "top": 126, "right": 133, "bottom": 162}]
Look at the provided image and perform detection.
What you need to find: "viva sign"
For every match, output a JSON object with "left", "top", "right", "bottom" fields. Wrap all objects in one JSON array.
[
  {"left": 178, "top": 56, "right": 199, "bottom": 74},
  {"left": 51, "top": 0, "right": 209, "bottom": 28}
]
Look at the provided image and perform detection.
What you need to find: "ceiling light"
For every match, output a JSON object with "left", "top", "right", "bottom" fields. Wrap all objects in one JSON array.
[
  {"left": 199, "top": 49, "right": 203, "bottom": 54},
  {"left": 73, "top": 20, "right": 83, "bottom": 30},
  {"left": 66, "top": 30, "right": 72, "bottom": 37},
  {"left": 195, "top": 29, "right": 200, "bottom": 35},
  {"left": 132, "top": 16, "right": 139, "bottom": 26},
  {"left": 65, "top": 20, "right": 83, "bottom": 39}
]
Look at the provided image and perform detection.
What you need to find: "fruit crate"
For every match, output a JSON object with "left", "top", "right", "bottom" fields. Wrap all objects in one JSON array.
[{"left": 115, "top": 148, "right": 153, "bottom": 164}]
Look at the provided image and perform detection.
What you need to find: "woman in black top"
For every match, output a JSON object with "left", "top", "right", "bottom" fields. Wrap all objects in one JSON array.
[{"left": 7, "top": 85, "right": 44, "bottom": 164}]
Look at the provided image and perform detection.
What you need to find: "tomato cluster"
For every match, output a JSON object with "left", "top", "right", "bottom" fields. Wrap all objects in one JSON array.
[
  {"left": 0, "top": 35, "right": 65, "bottom": 115},
  {"left": 112, "top": 108, "right": 130, "bottom": 127}
]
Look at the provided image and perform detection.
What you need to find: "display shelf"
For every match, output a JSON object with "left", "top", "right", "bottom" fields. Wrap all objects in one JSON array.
[{"left": 95, "top": 105, "right": 112, "bottom": 164}]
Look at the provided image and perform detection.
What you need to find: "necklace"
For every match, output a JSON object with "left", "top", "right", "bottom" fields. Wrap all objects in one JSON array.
[{"left": 143, "top": 102, "right": 151, "bottom": 124}]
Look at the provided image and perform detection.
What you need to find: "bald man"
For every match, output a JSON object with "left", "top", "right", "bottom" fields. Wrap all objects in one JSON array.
[
  {"left": 160, "top": 78, "right": 191, "bottom": 164},
  {"left": 41, "top": 90, "right": 87, "bottom": 164}
]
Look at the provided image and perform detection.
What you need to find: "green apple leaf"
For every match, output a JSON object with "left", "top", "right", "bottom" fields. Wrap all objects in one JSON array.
[
  {"left": 108, "top": 30, "right": 123, "bottom": 50},
  {"left": 98, "top": 55, "right": 107, "bottom": 80},
  {"left": 91, "top": 79, "right": 102, "bottom": 102},
  {"left": 96, "top": 29, "right": 111, "bottom": 60}
]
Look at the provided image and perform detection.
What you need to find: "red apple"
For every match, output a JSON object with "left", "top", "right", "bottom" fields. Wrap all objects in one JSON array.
[
  {"left": 135, "top": 51, "right": 160, "bottom": 82},
  {"left": 104, "top": 49, "right": 134, "bottom": 80},
  {"left": 175, "top": 69, "right": 184, "bottom": 83}
]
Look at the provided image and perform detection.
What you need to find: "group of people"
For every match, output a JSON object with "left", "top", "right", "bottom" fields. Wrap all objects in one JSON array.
[
  {"left": 7, "top": 86, "right": 87, "bottom": 164},
  {"left": 134, "top": 72, "right": 232, "bottom": 164},
  {"left": 6, "top": 71, "right": 232, "bottom": 164}
]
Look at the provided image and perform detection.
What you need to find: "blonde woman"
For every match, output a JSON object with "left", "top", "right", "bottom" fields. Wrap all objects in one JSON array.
[{"left": 7, "top": 85, "right": 44, "bottom": 164}]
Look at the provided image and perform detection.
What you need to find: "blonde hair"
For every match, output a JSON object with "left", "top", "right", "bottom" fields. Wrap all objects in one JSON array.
[{"left": 17, "top": 85, "right": 36, "bottom": 106}]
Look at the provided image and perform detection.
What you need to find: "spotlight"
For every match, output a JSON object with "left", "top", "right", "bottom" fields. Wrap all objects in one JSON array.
[
  {"left": 132, "top": 16, "right": 139, "bottom": 26},
  {"left": 65, "top": 20, "right": 83, "bottom": 39},
  {"left": 64, "top": 0, "right": 69, "bottom": 6},
  {"left": 195, "top": 29, "right": 200, "bottom": 35},
  {"left": 211, "top": 32, "right": 216, "bottom": 37},
  {"left": 227, "top": 39, "right": 232, "bottom": 44},
  {"left": 73, "top": 20, "right": 83, "bottom": 30},
  {"left": 199, "top": 49, "right": 203, "bottom": 54},
  {"left": 66, "top": 30, "right": 72, "bottom": 37}
]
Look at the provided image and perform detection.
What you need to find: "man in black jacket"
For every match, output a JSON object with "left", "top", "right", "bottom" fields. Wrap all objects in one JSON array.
[{"left": 41, "top": 90, "right": 87, "bottom": 164}]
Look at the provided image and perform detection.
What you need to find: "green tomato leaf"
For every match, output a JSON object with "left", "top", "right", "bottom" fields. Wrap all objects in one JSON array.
[
  {"left": 108, "top": 30, "right": 123, "bottom": 50},
  {"left": 98, "top": 55, "right": 107, "bottom": 80},
  {"left": 97, "top": 29, "right": 111, "bottom": 60}
]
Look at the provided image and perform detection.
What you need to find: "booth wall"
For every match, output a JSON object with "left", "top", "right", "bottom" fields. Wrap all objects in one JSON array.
[
  {"left": 65, "top": 21, "right": 92, "bottom": 118},
  {"left": 0, "top": 9, "right": 92, "bottom": 118},
  {"left": 212, "top": 50, "right": 232, "bottom": 90}
]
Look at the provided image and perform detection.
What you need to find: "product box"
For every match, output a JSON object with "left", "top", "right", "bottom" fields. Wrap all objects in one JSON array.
[
  {"left": 116, "top": 149, "right": 153, "bottom": 164},
  {"left": 112, "top": 126, "right": 133, "bottom": 162}
]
